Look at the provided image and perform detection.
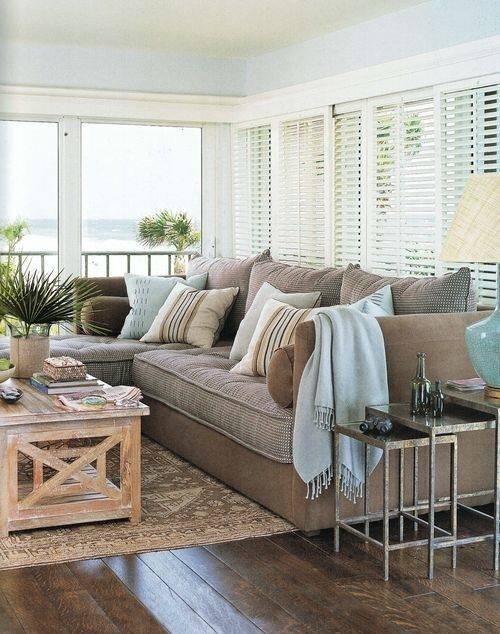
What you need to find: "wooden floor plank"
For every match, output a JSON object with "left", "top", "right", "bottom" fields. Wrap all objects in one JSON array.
[
  {"left": 316, "top": 526, "right": 500, "bottom": 628},
  {"left": 173, "top": 546, "right": 305, "bottom": 633},
  {"left": 206, "top": 540, "right": 348, "bottom": 632},
  {"left": 0, "top": 508, "right": 499, "bottom": 634},
  {"left": 68, "top": 558, "right": 167, "bottom": 634},
  {"left": 139, "top": 550, "right": 261, "bottom": 634},
  {"left": 0, "top": 567, "right": 70, "bottom": 633},
  {"left": 244, "top": 536, "right": 461, "bottom": 633},
  {"left": 0, "top": 587, "right": 24, "bottom": 634},
  {"left": 405, "top": 593, "right": 497, "bottom": 633},
  {"left": 104, "top": 554, "right": 215, "bottom": 634},
  {"left": 28, "top": 564, "right": 121, "bottom": 634}
]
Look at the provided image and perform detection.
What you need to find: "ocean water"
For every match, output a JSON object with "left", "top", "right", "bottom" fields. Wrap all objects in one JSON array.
[{"left": 16, "top": 218, "right": 144, "bottom": 253}]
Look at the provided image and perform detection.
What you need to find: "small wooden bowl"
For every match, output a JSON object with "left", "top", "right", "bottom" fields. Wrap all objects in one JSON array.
[{"left": 0, "top": 364, "right": 16, "bottom": 384}]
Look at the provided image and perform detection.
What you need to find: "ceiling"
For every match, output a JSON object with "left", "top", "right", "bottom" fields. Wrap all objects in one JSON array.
[{"left": 0, "top": 0, "right": 428, "bottom": 58}]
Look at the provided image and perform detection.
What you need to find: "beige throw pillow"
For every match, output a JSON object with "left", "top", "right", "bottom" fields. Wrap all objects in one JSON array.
[
  {"left": 231, "top": 299, "right": 319, "bottom": 377},
  {"left": 141, "top": 283, "right": 239, "bottom": 348},
  {"left": 230, "top": 282, "right": 321, "bottom": 361}
]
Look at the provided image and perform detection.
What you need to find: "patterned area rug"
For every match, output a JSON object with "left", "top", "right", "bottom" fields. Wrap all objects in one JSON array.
[{"left": 0, "top": 437, "right": 294, "bottom": 570}]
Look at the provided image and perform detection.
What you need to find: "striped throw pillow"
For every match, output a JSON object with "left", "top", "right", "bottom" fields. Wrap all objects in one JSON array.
[
  {"left": 141, "top": 283, "right": 239, "bottom": 348},
  {"left": 231, "top": 299, "right": 318, "bottom": 377}
]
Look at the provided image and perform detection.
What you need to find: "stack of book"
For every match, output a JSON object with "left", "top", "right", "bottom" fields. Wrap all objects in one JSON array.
[{"left": 29, "top": 373, "right": 103, "bottom": 395}]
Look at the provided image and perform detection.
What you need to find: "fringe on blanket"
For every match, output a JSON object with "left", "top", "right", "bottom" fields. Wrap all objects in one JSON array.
[
  {"left": 313, "top": 406, "right": 334, "bottom": 430},
  {"left": 306, "top": 464, "right": 363, "bottom": 502},
  {"left": 310, "top": 406, "right": 364, "bottom": 502}
]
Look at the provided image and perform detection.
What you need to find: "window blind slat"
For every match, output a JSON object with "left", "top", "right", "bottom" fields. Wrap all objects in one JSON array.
[
  {"left": 441, "top": 84, "right": 499, "bottom": 304},
  {"left": 233, "top": 125, "right": 272, "bottom": 258},
  {"left": 369, "top": 98, "right": 436, "bottom": 277},
  {"left": 276, "top": 116, "right": 325, "bottom": 268},
  {"left": 333, "top": 111, "right": 362, "bottom": 267}
]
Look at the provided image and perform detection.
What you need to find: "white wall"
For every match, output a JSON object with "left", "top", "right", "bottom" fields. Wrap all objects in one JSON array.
[
  {"left": 0, "top": 41, "right": 247, "bottom": 96},
  {"left": 245, "top": 0, "right": 500, "bottom": 95}
]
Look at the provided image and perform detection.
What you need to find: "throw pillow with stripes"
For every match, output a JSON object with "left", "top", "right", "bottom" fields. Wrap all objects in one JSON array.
[
  {"left": 231, "top": 299, "right": 319, "bottom": 377},
  {"left": 141, "top": 282, "right": 239, "bottom": 348}
]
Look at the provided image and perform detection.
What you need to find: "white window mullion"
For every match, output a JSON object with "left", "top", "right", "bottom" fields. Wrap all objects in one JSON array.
[{"left": 59, "top": 116, "right": 82, "bottom": 278}]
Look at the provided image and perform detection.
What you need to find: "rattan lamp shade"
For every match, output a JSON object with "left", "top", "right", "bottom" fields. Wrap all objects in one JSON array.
[
  {"left": 440, "top": 174, "right": 500, "bottom": 263},
  {"left": 441, "top": 174, "right": 500, "bottom": 397}
]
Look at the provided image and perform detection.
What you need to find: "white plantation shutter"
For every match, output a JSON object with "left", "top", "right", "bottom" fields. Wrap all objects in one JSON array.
[
  {"left": 333, "top": 110, "right": 363, "bottom": 267},
  {"left": 441, "top": 84, "right": 499, "bottom": 304},
  {"left": 276, "top": 116, "right": 325, "bottom": 267},
  {"left": 233, "top": 125, "right": 272, "bottom": 257},
  {"left": 369, "top": 98, "right": 436, "bottom": 277}
]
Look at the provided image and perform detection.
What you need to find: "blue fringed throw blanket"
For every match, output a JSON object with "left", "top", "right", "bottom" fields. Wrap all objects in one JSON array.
[{"left": 293, "top": 307, "right": 388, "bottom": 501}]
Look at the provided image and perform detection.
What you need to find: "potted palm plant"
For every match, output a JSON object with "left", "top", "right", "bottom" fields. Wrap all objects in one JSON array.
[
  {"left": 137, "top": 210, "right": 200, "bottom": 274},
  {"left": 0, "top": 267, "right": 100, "bottom": 378}
]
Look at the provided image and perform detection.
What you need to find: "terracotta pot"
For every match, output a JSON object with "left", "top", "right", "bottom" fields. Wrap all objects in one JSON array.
[{"left": 10, "top": 335, "right": 50, "bottom": 378}]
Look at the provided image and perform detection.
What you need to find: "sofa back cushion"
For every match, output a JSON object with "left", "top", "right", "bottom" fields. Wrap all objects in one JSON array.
[
  {"left": 187, "top": 250, "right": 271, "bottom": 336},
  {"left": 246, "top": 261, "right": 348, "bottom": 313},
  {"left": 340, "top": 264, "right": 476, "bottom": 314}
]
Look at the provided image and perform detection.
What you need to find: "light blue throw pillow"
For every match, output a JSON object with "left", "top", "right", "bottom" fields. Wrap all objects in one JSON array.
[
  {"left": 119, "top": 272, "right": 207, "bottom": 340},
  {"left": 350, "top": 284, "right": 394, "bottom": 316}
]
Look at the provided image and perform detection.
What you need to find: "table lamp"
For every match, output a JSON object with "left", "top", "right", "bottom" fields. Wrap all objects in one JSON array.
[{"left": 441, "top": 174, "right": 500, "bottom": 399}]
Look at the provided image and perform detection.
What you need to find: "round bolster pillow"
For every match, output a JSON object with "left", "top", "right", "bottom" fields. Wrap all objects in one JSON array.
[{"left": 267, "top": 345, "right": 294, "bottom": 409}]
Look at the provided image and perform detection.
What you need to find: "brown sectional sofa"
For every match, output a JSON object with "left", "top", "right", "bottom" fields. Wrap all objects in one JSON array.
[{"left": 0, "top": 261, "right": 492, "bottom": 532}]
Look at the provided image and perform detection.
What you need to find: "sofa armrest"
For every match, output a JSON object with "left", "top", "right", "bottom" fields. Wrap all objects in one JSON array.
[
  {"left": 293, "top": 321, "right": 316, "bottom": 406},
  {"left": 74, "top": 274, "right": 185, "bottom": 334},
  {"left": 291, "top": 312, "right": 492, "bottom": 405},
  {"left": 81, "top": 296, "right": 131, "bottom": 337}
]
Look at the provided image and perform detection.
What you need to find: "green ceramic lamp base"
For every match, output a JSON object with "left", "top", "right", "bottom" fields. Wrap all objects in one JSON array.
[{"left": 465, "top": 263, "right": 500, "bottom": 392}]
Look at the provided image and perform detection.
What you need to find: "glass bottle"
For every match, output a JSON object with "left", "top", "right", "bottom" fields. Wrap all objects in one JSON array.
[
  {"left": 411, "top": 352, "right": 431, "bottom": 415},
  {"left": 430, "top": 380, "right": 444, "bottom": 418}
]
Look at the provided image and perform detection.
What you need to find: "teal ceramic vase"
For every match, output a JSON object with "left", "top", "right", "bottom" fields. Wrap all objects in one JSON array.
[{"left": 465, "top": 264, "right": 500, "bottom": 391}]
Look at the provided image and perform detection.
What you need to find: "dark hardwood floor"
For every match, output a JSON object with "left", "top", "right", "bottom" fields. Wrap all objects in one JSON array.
[{"left": 0, "top": 507, "right": 499, "bottom": 633}]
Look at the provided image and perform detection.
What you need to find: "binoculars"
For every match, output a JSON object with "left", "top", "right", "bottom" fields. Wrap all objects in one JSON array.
[{"left": 359, "top": 415, "right": 393, "bottom": 435}]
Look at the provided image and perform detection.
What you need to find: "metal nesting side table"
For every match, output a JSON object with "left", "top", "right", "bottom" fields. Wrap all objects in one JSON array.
[
  {"left": 333, "top": 421, "right": 457, "bottom": 581},
  {"left": 368, "top": 392, "right": 499, "bottom": 579}
]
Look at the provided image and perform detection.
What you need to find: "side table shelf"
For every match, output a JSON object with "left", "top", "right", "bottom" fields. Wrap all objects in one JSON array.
[
  {"left": 333, "top": 422, "right": 457, "bottom": 581},
  {"left": 369, "top": 394, "right": 499, "bottom": 578}
]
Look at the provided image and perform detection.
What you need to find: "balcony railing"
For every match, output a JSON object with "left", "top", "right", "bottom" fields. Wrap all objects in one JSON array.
[{"left": 0, "top": 251, "right": 195, "bottom": 277}]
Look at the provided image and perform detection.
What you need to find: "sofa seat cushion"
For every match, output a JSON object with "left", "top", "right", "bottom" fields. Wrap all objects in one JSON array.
[
  {"left": 132, "top": 347, "right": 294, "bottom": 463},
  {"left": 0, "top": 335, "right": 193, "bottom": 386}
]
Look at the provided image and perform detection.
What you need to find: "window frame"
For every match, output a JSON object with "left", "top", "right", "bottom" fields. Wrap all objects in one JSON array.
[{"left": 0, "top": 113, "right": 209, "bottom": 277}]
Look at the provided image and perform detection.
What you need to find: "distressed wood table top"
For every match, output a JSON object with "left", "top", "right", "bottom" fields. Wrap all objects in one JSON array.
[{"left": 0, "top": 378, "right": 149, "bottom": 426}]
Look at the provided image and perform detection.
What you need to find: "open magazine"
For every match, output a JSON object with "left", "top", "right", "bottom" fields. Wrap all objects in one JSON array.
[
  {"left": 57, "top": 385, "right": 143, "bottom": 412},
  {"left": 445, "top": 377, "right": 486, "bottom": 392}
]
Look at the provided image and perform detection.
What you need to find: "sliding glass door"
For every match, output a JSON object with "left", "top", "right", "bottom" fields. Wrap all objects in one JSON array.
[{"left": 0, "top": 119, "right": 59, "bottom": 273}]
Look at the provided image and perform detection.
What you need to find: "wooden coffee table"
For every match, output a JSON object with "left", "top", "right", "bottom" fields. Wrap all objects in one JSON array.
[{"left": 0, "top": 378, "right": 149, "bottom": 537}]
